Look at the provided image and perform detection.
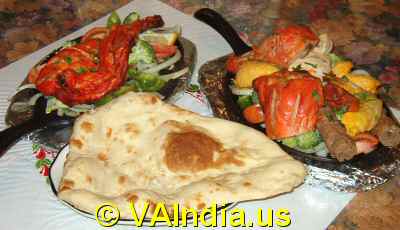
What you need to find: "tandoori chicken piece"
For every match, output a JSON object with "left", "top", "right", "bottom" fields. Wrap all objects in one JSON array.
[
  {"left": 253, "top": 70, "right": 324, "bottom": 139},
  {"left": 28, "top": 15, "right": 164, "bottom": 106},
  {"left": 254, "top": 25, "right": 319, "bottom": 68},
  {"left": 226, "top": 25, "right": 319, "bottom": 73}
]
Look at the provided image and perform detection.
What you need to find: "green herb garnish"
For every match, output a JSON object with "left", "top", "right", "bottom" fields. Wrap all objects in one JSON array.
[
  {"left": 292, "top": 64, "right": 303, "bottom": 71},
  {"left": 188, "top": 84, "right": 200, "bottom": 92},
  {"left": 107, "top": 11, "right": 121, "bottom": 28},
  {"left": 333, "top": 106, "right": 348, "bottom": 120},
  {"left": 355, "top": 92, "right": 369, "bottom": 101},
  {"left": 312, "top": 90, "right": 320, "bottom": 101},
  {"left": 305, "top": 62, "right": 318, "bottom": 68},
  {"left": 77, "top": 67, "right": 87, "bottom": 74},
  {"left": 64, "top": 56, "right": 72, "bottom": 64},
  {"left": 237, "top": 95, "right": 253, "bottom": 110},
  {"left": 327, "top": 112, "right": 335, "bottom": 122},
  {"left": 342, "top": 76, "right": 350, "bottom": 82},
  {"left": 123, "top": 12, "right": 140, "bottom": 24}
]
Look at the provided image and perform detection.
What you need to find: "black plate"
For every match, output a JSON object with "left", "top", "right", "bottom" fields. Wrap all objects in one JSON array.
[{"left": 199, "top": 54, "right": 400, "bottom": 191}]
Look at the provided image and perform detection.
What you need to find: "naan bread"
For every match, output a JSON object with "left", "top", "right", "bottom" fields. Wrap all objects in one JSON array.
[{"left": 58, "top": 92, "right": 306, "bottom": 219}]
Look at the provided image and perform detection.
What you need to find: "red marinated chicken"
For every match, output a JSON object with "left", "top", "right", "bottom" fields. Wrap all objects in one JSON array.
[
  {"left": 253, "top": 25, "right": 319, "bottom": 68},
  {"left": 28, "top": 16, "right": 164, "bottom": 106},
  {"left": 254, "top": 70, "right": 324, "bottom": 139},
  {"left": 226, "top": 25, "right": 319, "bottom": 73}
]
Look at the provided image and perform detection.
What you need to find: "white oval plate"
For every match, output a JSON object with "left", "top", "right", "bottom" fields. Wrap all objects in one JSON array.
[{"left": 49, "top": 145, "right": 237, "bottom": 226}]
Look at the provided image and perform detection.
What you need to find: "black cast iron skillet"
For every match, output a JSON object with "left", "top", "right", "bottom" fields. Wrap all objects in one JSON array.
[
  {"left": 194, "top": 8, "right": 400, "bottom": 173},
  {"left": 0, "top": 36, "right": 193, "bottom": 157}
]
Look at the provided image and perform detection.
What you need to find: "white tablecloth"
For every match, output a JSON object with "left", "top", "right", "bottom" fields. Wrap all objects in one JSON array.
[{"left": 0, "top": 0, "right": 355, "bottom": 229}]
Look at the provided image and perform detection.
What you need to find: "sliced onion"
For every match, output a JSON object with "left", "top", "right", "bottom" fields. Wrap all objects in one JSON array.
[
  {"left": 72, "top": 104, "right": 95, "bottom": 110},
  {"left": 28, "top": 93, "right": 43, "bottom": 106},
  {"left": 159, "top": 67, "right": 189, "bottom": 81},
  {"left": 11, "top": 102, "right": 31, "bottom": 112},
  {"left": 313, "top": 34, "right": 333, "bottom": 54},
  {"left": 351, "top": 69, "right": 370, "bottom": 76},
  {"left": 57, "top": 109, "right": 64, "bottom": 117},
  {"left": 15, "top": 84, "right": 36, "bottom": 93},
  {"left": 69, "top": 104, "right": 95, "bottom": 113},
  {"left": 143, "top": 50, "right": 181, "bottom": 73},
  {"left": 229, "top": 85, "right": 254, "bottom": 96},
  {"left": 289, "top": 51, "right": 331, "bottom": 79},
  {"left": 63, "top": 109, "right": 80, "bottom": 117}
]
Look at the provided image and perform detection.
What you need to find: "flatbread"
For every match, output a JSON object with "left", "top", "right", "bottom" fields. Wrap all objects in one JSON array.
[{"left": 58, "top": 92, "right": 306, "bottom": 219}]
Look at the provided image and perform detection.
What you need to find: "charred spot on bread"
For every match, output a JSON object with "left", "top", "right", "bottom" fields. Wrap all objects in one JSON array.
[
  {"left": 243, "top": 182, "right": 252, "bottom": 187},
  {"left": 86, "top": 175, "right": 92, "bottom": 183},
  {"left": 70, "top": 139, "right": 83, "bottom": 149},
  {"left": 147, "top": 200, "right": 157, "bottom": 214},
  {"left": 59, "top": 179, "right": 75, "bottom": 192},
  {"left": 81, "top": 121, "right": 94, "bottom": 133},
  {"left": 126, "top": 193, "right": 139, "bottom": 203},
  {"left": 197, "top": 202, "right": 206, "bottom": 210},
  {"left": 106, "top": 128, "right": 113, "bottom": 138},
  {"left": 118, "top": 175, "right": 128, "bottom": 184},
  {"left": 127, "top": 146, "right": 136, "bottom": 154},
  {"left": 97, "top": 152, "right": 108, "bottom": 161},
  {"left": 150, "top": 95, "right": 158, "bottom": 104},
  {"left": 125, "top": 123, "right": 140, "bottom": 135},
  {"left": 163, "top": 122, "right": 244, "bottom": 172}
]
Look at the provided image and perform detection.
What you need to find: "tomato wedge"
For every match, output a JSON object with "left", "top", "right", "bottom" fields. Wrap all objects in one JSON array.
[
  {"left": 150, "top": 43, "right": 177, "bottom": 59},
  {"left": 243, "top": 104, "right": 264, "bottom": 124},
  {"left": 324, "top": 82, "right": 360, "bottom": 112},
  {"left": 354, "top": 133, "right": 379, "bottom": 153},
  {"left": 81, "top": 27, "right": 109, "bottom": 42}
]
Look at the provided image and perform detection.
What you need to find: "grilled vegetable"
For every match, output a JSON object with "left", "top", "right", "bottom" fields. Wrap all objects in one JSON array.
[
  {"left": 234, "top": 61, "right": 279, "bottom": 88},
  {"left": 237, "top": 95, "right": 253, "bottom": 110},
  {"left": 123, "top": 12, "right": 140, "bottom": 24},
  {"left": 328, "top": 76, "right": 365, "bottom": 95},
  {"left": 281, "top": 130, "right": 322, "bottom": 150},
  {"left": 332, "top": 61, "right": 353, "bottom": 78},
  {"left": 107, "top": 11, "right": 121, "bottom": 28},
  {"left": 341, "top": 94, "right": 383, "bottom": 137},
  {"left": 134, "top": 72, "right": 165, "bottom": 92},
  {"left": 346, "top": 72, "right": 381, "bottom": 94}
]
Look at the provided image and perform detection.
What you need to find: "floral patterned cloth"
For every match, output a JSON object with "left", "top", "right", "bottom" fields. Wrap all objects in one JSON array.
[
  {"left": 1, "top": 0, "right": 400, "bottom": 229},
  {"left": 1, "top": 0, "right": 399, "bottom": 81}
]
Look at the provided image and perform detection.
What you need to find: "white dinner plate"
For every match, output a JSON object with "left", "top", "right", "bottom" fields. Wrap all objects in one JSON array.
[{"left": 49, "top": 145, "right": 238, "bottom": 226}]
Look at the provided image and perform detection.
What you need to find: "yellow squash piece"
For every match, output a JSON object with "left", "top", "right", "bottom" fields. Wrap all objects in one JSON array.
[
  {"left": 346, "top": 73, "right": 381, "bottom": 94},
  {"left": 235, "top": 61, "right": 279, "bottom": 88},
  {"left": 332, "top": 61, "right": 353, "bottom": 78},
  {"left": 330, "top": 78, "right": 364, "bottom": 95},
  {"left": 341, "top": 95, "right": 382, "bottom": 137}
]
